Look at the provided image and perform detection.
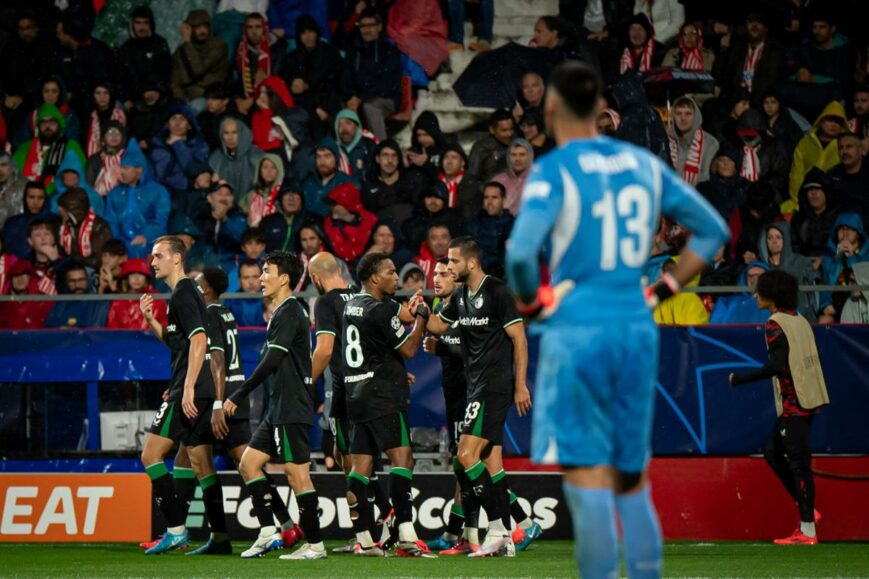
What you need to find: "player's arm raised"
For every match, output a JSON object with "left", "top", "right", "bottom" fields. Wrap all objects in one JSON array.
[
  {"left": 505, "top": 318, "right": 531, "bottom": 416},
  {"left": 139, "top": 294, "right": 167, "bottom": 344},
  {"left": 396, "top": 291, "right": 428, "bottom": 359}
]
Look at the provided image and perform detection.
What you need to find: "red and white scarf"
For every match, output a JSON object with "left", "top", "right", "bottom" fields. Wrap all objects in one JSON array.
[
  {"left": 669, "top": 129, "right": 705, "bottom": 185},
  {"left": 86, "top": 106, "right": 126, "bottom": 157},
  {"left": 741, "top": 43, "right": 764, "bottom": 92},
  {"left": 620, "top": 38, "right": 655, "bottom": 74},
  {"left": 338, "top": 129, "right": 379, "bottom": 176},
  {"left": 236, "top": 20, "right": 271, "bottom": 98},
  {"left": 59, "top": 209, "right": 97, "bottom": 258},
  {"left": 678, "top": 28, "right": 705, "bottom": 71},
  {"left": 439, "top": 171, "right": 463, "bottom": 208},
  {"left": 247, "top": 184, "right": 281, "bottom": 225},
  {"left": 740, "top": 145, "right": 761, "bottom": 182},
  {"left": 22, "top": 139, "right": 66, "bottom": 184},
  {"left": 94, "top": 150, "right": 124, "bottom": 197}
]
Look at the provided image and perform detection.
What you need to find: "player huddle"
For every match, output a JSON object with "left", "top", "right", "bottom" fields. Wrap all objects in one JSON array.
[{"left": 137, "top": 233, "right": 542, "bottom": 560}]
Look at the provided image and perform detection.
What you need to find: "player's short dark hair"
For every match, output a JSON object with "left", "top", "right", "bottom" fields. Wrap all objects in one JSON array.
[
  {"left": 240, "top": 227, "right": 265, "bottom": 246},
  {"left": 27, "top": 218, "right": 55, "bottom": 238},
  {"left": 264, "top": 251, "right": 303, "bottom": 287},
  {"left": 153, "top": 235, "right": 188, "bottom": 259},
  {"left": 549, "top": 61, "right": 601, "bottom": 119},
  {"left": 436, "top": 257, "right": 449, "bottom": 266},
  {"left": 102, "top": 238, "right": 127, "bottom": 257},
  {"left": 449, "top": 235, "right": 484, "bottom": 264},
  {"left": 755, "top": 270, "right": 799, "bottom": 311},
  {"left": 201, "top": 267, "right": 229, "bottom": 297},
  {"left": 483, "top": 181, "right": 507, "bottom": 198},
  {"left": 357, "top": 252, "right": 391, "bottom": 282}
]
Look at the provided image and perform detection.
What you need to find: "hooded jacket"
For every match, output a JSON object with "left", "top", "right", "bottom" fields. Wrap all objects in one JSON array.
[
  {"left": 786, "top": 101, "right": 848, "bottom": 213},
  {"left": 791, "top": 167, "right": 840, "bottom": 257},
  {"left": 261, "top": 188, "right": 312, "bottom": 253},
  {"left": 323, "top": 182, "right": 378, "bottom": 264},
  {"left": 13, "top": 76, "right": 82, "bottom": 148},
  {"left": 667, "top": 96, "right": 719, "bottom": 185},
  {"left": 758, "top": 221, "right": 818, "bottom": 320},
  {"left": 492, "top": 138, "right": 534, "bottom": 215},
  {"left": 105, "top": 140, "right": 171, "bottom": 259},
  {"left": 819, "top": 212, "right": 869, "bottom": 312},
  {"left": 53, "top": 153, "right": 105, "bottom": 216},
  {"left": 611, "top": 72, "right": 670, "bottom": 164},
  {"left": 55, "top": 186, "right": 112, "bottom": 269},
  {"left": 619, "top": 13, "right": 666, "bottom": 73},
  {"left": 107, "top": 259, "right": 167, "bottom": 329},
  {"left": 408, "top": 111, "right": 447, "bottom": 184},
  {"left": 209, "top": 117, "right": 264, "bottom": 203},
  {"left": 241, "top": 153, "right": 286, "bottom": 226},
  {"left": 840, "top": 262, "right": 869, "bottom": 324},
  {"left": 335, "top": 109, "right": 377, "bottom": 182},
  {"left": 117, "top": 6, "right": 172, "bottom": 101},
  {"left": 149, "top": 102, "right": 210, "bottom": 193},
  {"left": 13, "top": 103, "right": 86, "bottom": 195},
  {"left": 302, "top": 137, "right": 355, "bottom": 218},
  {"left": 170, "top": 10, "right": 229, "bottom": 101},
  {"left": 251, "top": 76, "right": 313, "bottom": 181},
  {"left": 366, "top": 218, "right": 412, "bottom": 270},
  {"left": 709, "top": 261, "right": 772, "bottom": 324},
  {"left": 696, "top": 149, "right": 749, "bottom": 219},
  {"left": 281, "top": 14, "right": 343, "bottom": 99},
  {"left": 340, "top": 31, "right": 403, "bottom": 106},
  {"left": 0, "top": 260, "right": 51, "bottom": 328},
  {"left": 1, "top": 188, "right": 58, "bottom": 259}
]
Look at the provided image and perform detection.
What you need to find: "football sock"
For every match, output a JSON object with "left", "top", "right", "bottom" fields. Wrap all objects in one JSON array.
[
  {"left": 455, "top": 459, "right": 480, "bottom": 540},
  {"left": 146, "top": 462, "right": 184, "bottom": 529},
  {"left": 199, "top": 474, "right": 228, "bottom": 535},
  {"left": 348, "top": 472, "right": 371, "bottom": 535},
  {"left": 245, "top": 476, "right": 276, "bottom": 531},
  {"left": 265, "top": 471, "right": 292, "bottom": 527},
  {"left": 615, "top": 486, "right": 663, "bottom": 579},
  {"left": 370, "top": 470, "right": 392, "bottom": 521},
  {"left": 791, "top": 457, "right": 816, "bottom": 525},
  {"left": 446, "top": 503, "right": 465, "bottom": 537},
  {"left": 562, "top": 482, "right": 618, "bottom": 579},
  {"left": 390, "top": 467, "right": 416, "bottom": 541},
  {"left": 491, "top": 469, "right": 511, "bottom": 529},
  {"left": 465, "top": 461, "right": 506, "bottom": 534},
  {"left": 800, "top": 522, "right": 816, "bottom": 538},
  {"left": 296, "top": 490, "right": 323, "bottom": 544},
  {"left": 509, "top": 489, "right": 534, "bottom": 529},
  {"left": 172, "top": 466, "right": 197, "bottom": 522}
]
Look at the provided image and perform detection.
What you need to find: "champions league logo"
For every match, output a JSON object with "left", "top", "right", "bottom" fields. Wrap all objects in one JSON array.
[{"left": 391, "top": 316, "right": 401, "bottom": 331}]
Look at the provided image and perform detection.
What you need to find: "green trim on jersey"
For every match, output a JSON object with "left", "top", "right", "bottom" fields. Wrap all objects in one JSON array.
[
  {"left": 187, "top": 327, "right": 205, "bottom": 339},
  {"left": 467, "top": 275, "right": 490, "bottom": 300},
  {"left": 267, "top": 343, "right": 289, "bottom": 352},
  {"left": 503, "top": 318, "right": 524, "bottom": 328}
]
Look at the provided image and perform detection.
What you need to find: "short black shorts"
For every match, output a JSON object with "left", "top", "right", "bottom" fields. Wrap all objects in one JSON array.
[
  {"left": 248, "top": 421, "right": 311, "bottom": 465},
  {"left": 329, "top": 416, "right": 352, "bottom": 456},
  {"left": 460, "top": 391, "right": 512, "bottom": 446},
  {"left": 350, "top": 411, "right": 411, "bottom": 455},
  {"left": 218, "top": 418, "right": 252, "bottom": 452},
  {"left": 148, "top": 399, "right": 214, "bottom": 446}
]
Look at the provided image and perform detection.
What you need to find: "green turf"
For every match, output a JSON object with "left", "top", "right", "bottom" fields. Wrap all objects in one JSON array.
[{"left": 0, "top": 541, "right": 867, "bottom": 578}]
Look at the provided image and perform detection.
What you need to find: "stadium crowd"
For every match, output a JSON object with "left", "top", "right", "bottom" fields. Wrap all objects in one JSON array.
[{"left": 0, "top": 0, "right": 867, "bottom": 330}]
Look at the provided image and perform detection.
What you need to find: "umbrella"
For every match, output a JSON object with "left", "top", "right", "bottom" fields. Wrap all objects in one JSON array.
[
  {"left": 643, "top": 68, "right": 716, "bottom": 103},
  {"left": 453, "top": 42, "right": 554, "bottom": 109}
]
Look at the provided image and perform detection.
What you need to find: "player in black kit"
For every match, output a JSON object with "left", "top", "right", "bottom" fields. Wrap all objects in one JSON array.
[
  {"left": 343, "top": 252, "right": 432, "bottom": 558},
  {"left": 427, "top": 237, "right": 532, "bottom": 557},
  {"left": 138, "top": 236, "right": 229, "bottom": 555},
  {"left": 224, "top": 251, "right": 326, "bottom": 561}
]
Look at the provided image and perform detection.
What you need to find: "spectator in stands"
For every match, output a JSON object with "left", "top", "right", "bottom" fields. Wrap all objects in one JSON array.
[
  {"left": 198, "top": 85, "right": 242, "bottom": 152},
  {"left": 107, "top": 258, "right": 167, "bottom": 329},
  {"left": 758, "top": 222, "right": 818, "bottom": 320},
  {"left": 709, "top": 262, "right": 772, "bottom": 324},
  {"left": 407, "top": 111, "right": 448, "bottom": 185},
  {"left": 85, "top": 121, "right": 127, "bottom": 200},
  {"left": 404, "top": 182, "right": 460, "bottom": 251},
  {"left": 14, "top": 76, "right": 82, "bottom": 148},
  {"left": 446, "top": 0, "right": 493, "bottom": 52},
  {"left": 14, "top": 104, "right": 86, "bottom": 195},
  {"left": 735, "top": 108, "right": 791, "bottom": 204},
  {"left": 439, "top": 143, "right": 482, "bottom": 220},
  {"left": 364, "top": 220, "right": 412, "bottom": 271},
  {"left": 56, "top": 187, "right": 111, "bottom": 270},
  {"left": 519, "top": 108, "right": 556, "bottom": 158},
  {"left": 828, "top": 133, "right": 869, "bottom": 221},
  {"left": 729, "top": 180, "right": 782, "bottom": 263},
  {"left": 399, "top": 262, "right": 426, "bottom": 292},
  {"left": 303, "top": 137, "right": 354, "bottom": 218},
  {"left": 170, "top": 10, "right": 230, "bottom": 113},
  {"left": 761, "top": 89, "right": 806, "bottom": 155},
  {"left": 0, "top": 237, "right": 15, "bottom": 294},
  {"left": 241, "top": 154, "right": 285, "bottom": 227},
  {"left": 840, "top": 263, "right": 869, "bottom": 324},
  {"left": 633, "top": 0, "right": 683, "bottom": 46},
  {"left": 54, "top": 15, "right": 116, "bottom": 120},
  {"left": 323, "top": 182, "right": 377, "bottom": 265},
  {"left": 667, "top": 96, "right": 719, "bottom": 185},
  {"left": 335, "top": 108, "right": 376, "bottom": 182},
  {"left": 611, "top": 71, "right": 670, "bottom": 163},
  {"left": 250, "top": 76, "right": 312, "bottom": 180},
  {"left": 413, "top": 221, "right": 452, "bottom": 289},
  {"left": 716, "top": 11, "right": 786, "bottom": 106},
  {"left": 45, "top": 263, "right": 110, "bottom": 328},
  {"left": 468, "top": 109, "right": 515, "bottom": 183},
  {"left": 227, "top": 258, "right": 265, "bottom": 326},
  {"left": 618, "top": 13, "right": 665, "bottom": 75},
  {"left": 654, "top": 257, "right": 710, "bottom": 325},
  {"left": 54, "top": 154, "right": 104, "bottom": 217},
  {"left": 27, "top": 219, "right": 67, "bottom": 295},
  {"left": 126, "top": 79, "right": 170, "bottom": 152},
  {"left": 818, "top": 213, "right": 868, "bottom": 323},
  {"left": 209, "top": 117, "right": 263, "bottom": 206},
  {"left": 340, "top": 9, "right": 402, "bottom": 142},
  {"left": 363, "top": 139, "right": 418, "bottom": 224},
  {"left": 0, "top": 260, "right": 51, "bottom": 329},
  {"left": 105, "top": 141, "right": 170, "bottom": 259},
  {"left": 298, "top": 224, "right": 333, "bottom": 262},
  {"left": 792, "top": 169, "right": 840, "bottom": 259},
  {"left": 663, "top": 23, "right": 715, "bottom": 72},
  {"left": 168, "top": 214, "right": 204, "bottom": 270},
  {"left": 492, "top": 138, "right": 534, "bottom": 215},
  {"left": 0, "top": 152, "right": 26, "bottom": 231},
  {"left": 1, "top": 181, "right": 55, "bottom": 259},
  {"left": 697, "top": 147, "right": 749, "bottom": 220},
  {"left": 234, "top": 12, "right": 287, "bottom": 116},
  {"left": 95, "top": 238, "right": 127, "bottom": 294},
  {"left": 700, "top": 244, "right": 743, "bottom": 288},
  {"left": 513, "top": 72, "right": 546, "bottom": 126},
  {"left": 463, "top": 181, "right": 514, "bottom": 278},
  {"left": 787, "top": 101, "right": 848, "bottom": 214},
  {"left": 173, "top": 159, "right": 213, "bottom": 220},
  {"left": 84, "top": 82, "right": 127, "bottom": 159},
  {"left": 261, "top": 185, "right": 309, "bottom": 253},
  {"left": 194, "top": 182, "right": 247, "bottom": 268},
  {"left": 1, "top": 14, "right": 54, "bottom": 133},
  {"left": 117, "top": 6, "right": 171, "bottom": 105},
  {"left": 267, "top": 0, "right": 328, "bottom": 45},
  {"left": 531, "top": 15, "right": 600, "bottom": 72},
  {"left": 849, "top": 85, "right": 869, "bottom": 152},
  {"left": 225, "top": 227, "right": 267, "bottom": 292},
  {"left": 149, "top": 103, "right": 210, "bottom": 194}
]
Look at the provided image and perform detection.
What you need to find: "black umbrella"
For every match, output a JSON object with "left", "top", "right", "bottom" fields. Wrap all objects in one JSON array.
[
  {"left": 453, "top": 42, "right": 554, "bottom": 109},
  {"left": 643, "top": 68, "right": 716, "bottom": 103}
]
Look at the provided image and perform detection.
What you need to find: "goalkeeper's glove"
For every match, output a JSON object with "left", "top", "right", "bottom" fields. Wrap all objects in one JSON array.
[
  {"left": 643, "top": 272, "right": 680, "bottom": 309},
  {"left": 517, "top": 280, "right": 575, "bottom": 321}
]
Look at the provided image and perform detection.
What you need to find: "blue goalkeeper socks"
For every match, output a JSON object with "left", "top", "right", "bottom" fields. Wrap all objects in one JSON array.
[
  {"left": 615, "top": 486, "right": 663, "bottom": 579},
  {"left": 562, "top": 482, "right": 618, "bottom": 579}
]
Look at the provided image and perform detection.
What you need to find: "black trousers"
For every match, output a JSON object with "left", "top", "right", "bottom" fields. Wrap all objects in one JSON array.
[{"left": 763, "top": 415, "right": 815, "bottom": 524}]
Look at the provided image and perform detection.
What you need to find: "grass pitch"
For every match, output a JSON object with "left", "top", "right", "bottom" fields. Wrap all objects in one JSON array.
[{"left": 1, "top": 540, "right": 867, "bottom": 577}]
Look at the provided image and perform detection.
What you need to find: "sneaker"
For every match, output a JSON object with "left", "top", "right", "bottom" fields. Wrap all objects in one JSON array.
[
  {"left": 468, "top": 533, "right": 511, "bottom": 557},
  {"left": 504, "top": 538, "right": 516, "bottom": 558},
  {"left": 144, "top": 530, "right": 190, "bottom": 555},
  {"left": 378, "top": 510, "right": 398, "bottom": 551},
  {"left": 240, "top": 533, "right": 283, "bottom": 558},
  {"left": 332, "top": 539, "right": 358, "bottom": 553},
  {"left": 279, "top": 542, "right": 327, "bottom": 560},
  {"left": 281, "top": 525, "right": 304, "bottom": 549},
  {"left": 353, "top": 543, "right": 387, "bottom": 557},
  {"left": 440, "top": 539, "right": 478, "bottom": 556},
  {"left": 140, "top": 536, "right": 161, "bottom": 550},
  {"left": 426, "top": 533, "right": 457, "bottom": 551},
  {"left": 514, "top": 522, "right": 542, "bottom": 551},
  {"left": 395, "top": 540, "right": 437, "bottom": 558},
  {"left": 773, "top": 530, "right": 818, "bottom": 545},
  {"left": 186, "top": 538, "right": 232, "bottom": 555}
]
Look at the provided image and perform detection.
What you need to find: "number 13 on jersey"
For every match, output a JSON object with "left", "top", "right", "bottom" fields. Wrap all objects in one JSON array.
[{"left": 591, "top": 185, "right": 653, "bottom": 271}]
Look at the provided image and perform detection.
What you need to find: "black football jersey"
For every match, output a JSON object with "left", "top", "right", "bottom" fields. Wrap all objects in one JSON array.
[
  {"left": 342, "top": 293, "right": 410, "bottom": 423},
  {"left": 265, "top": 295, "right": 315, "bottom": 425},
  {"left": 165, "top": 278, "right": 215, "bottom": 401},
  {"left": 314, "top": 287, "right": 356, "bottom": 419},
  {"left": 206, "top": 303, "right": 248, "bottom": 419},
  {"left": 436, "top": 275, "right": 523, "bottom": 398},
  {"left": 434, "top": 300, "right": 468, "bottom": 397}
]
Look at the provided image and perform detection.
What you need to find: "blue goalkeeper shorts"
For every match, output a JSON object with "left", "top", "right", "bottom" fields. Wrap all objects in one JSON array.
[{"left": 531, "top": 320, "right": 659, "bottom": 474}]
